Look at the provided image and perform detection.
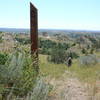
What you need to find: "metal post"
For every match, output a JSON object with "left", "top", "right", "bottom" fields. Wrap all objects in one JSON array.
[
  {"left": 30, "top": 2, "right": 39, "bottom": 73},
  {"left": 30, "top": 2, "right": 38, "bottom": 55}
]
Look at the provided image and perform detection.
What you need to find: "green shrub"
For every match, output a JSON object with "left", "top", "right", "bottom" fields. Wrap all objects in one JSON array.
[
  {"left": 39, "top": 39, "right": 57, "bottom": 55},
  {"left": 15, "top": 37, "right": 30, "bottom": 45},
  {"left": 48, "top": 46, "right": 66, "bottom": 64},
  {"left": 0, "top": 32, "right": 3, "bottom": 43},
  {"left": 47, "top": 42, "right": 78, "bottom": 64},
  {"left": 39, "top": 39, "right": 70, "bottom": 55},
  {"left": 0, "top": 51, "right": 37, "bottom": 97},
  {"left": 2, "top": 78, "right": 52, "bottom": 100},
  {"left": 81, "top": 48, "right": 87, "bottom": 54},
  {"left": 0, "top": 53, "right": 8, "bottom": 65},
  {"left": 66, "top": 51, "right": 79, "bottom": 59},
  {"left": 90, "top": 48, "right": 94, "bottom": 54}
]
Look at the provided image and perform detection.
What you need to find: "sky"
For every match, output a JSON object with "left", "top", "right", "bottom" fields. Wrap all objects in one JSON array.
[{"left": 0, "top": 0, "right": 100, "bottom": 30}]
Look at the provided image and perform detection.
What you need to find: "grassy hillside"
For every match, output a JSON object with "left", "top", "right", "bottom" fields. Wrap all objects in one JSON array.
[
  {"left": 39, "top": 54, "right": 100, "bottom": 83},
  {"left": 0, "top": 32, "right": 100, "bottom": 100}
]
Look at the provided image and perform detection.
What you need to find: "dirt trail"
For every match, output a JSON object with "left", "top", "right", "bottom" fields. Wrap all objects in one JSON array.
[
  {"left": 48, "top": 71, "right": 100, "bottom": 100},
  {"left": 49, "top": 78, "right": 89, "bottom": 100}
]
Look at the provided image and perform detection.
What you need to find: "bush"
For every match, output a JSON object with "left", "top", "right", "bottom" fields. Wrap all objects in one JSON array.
[
  {"left": 81, "top": 48, "right": 87, "bottom": 54},
  {"left": 26, "top": 78, "right": 51, "bottom": 100},
  {"left": 39, "top": 39, "right": 57, "bottom": 55},
  {"left": 48, "top": 42, "right": 79, "bottom": 64},
  {"left": 79, "top": 55, "right": 98, "bottom": 66},
  {"left": 0, "top": 32, "right": 3, "bottom": 43},
  {"left": 15, "top": 37, "right": 30, "bottom": 45},
  {"left": 48, "top": 46, "right": 67, "bottom": 64},
  {"left": 0, "top": 51, "right": 37, "bottom": 97},
  {"left": 2, "top": 78, "right": 52, "bottom": 100},
  {"left": 66, "top": 51, "right": 79, "bottom": 59},
  {"left": 39, "top": 39, "right": 70, "bottom": 55},
  {"left": 0, "top": 53, "right": 8, "bottom": 65}
]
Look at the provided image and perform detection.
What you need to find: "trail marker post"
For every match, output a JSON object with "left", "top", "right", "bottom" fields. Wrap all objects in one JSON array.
[{"left": 30, "top": 2, "right": 39, "bottom": 73}]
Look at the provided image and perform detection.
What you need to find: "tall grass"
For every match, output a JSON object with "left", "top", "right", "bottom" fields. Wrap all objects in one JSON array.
[
  {"left": 0, "top": 50, "right": 37, "bottom": 99},
  {"left": 0, "top": 51, "right": 52, "bottom": 100},
  {"left": 0, "top": 78, "right": 51, "bottom": 100},
  {"left": 26, "top": 78, "right": 50, "bottom": 100},
  {"left": 39, "top": 54, "right": 100, "bottom": 82}
]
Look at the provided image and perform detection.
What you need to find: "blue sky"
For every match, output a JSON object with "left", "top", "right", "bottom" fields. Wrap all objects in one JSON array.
[{"left": 0, "top": 0, "right": 100, "bottom": 30}]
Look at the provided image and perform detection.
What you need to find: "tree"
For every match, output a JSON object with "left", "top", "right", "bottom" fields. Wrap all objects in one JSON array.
[
  {"left": 50, "top": 48, "right": 66, "bottom": 64},
  {"left": 81, "top": 48, "right": 87, "bottom": 54}
]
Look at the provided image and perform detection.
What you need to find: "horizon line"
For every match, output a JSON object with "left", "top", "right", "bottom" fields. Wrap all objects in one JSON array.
[{"left": 0, "top": 27, "right": 100, "bottom": 32}]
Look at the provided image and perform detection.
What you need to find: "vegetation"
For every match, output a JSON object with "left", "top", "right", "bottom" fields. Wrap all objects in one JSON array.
[
  {"left": 15, "top": 36, "right": 30, "bottom": 45},
  {"left": 39, "top": 54, "right": 100, "bottom": 82},
  {"left": 39, "top": 38, "right": 70, "bottom": 55},
  {"left": 47, "top": 43, "right": 67, "bottom": 64},
  {"left": 81, "top": 48, "right": 87, "bottom": 54},
  {"left": 0, "top": 32, "right": 3, "bottom": 43},
  {"left": 0, "top": 52, "right": 8, "bottom": 65},
  {"left": 26, "top": 78, "right": 51, "bottom": 100},
  {"left": 0, "top": 31, "right": 100, "bottom": 100},
  {"left": 79, "top": 54, "right": 99, "bottom": 66},
  {"left": 0, "top": 50, "right": 37, "bottom": 99},
  {"left": 39, "top": 39, "right": 79, "bottom": 64},
  {"left": 39, "top": 39, "right": 56, "bottom": 55}
]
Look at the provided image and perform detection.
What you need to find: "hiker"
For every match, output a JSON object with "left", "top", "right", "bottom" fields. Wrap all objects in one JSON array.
[{"left": 67, "top": 57, "right": 72, "bottom": 67}]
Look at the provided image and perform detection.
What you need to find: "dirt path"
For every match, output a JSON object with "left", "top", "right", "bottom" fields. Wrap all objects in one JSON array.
[
  {"left": 49, "top": 78, "right": 89, "bottom": 100},
  {"left": 48, "top": 71, "right": 100, "bottom": 100}
]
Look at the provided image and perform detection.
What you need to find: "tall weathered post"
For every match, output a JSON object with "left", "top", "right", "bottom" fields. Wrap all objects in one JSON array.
[{"left": 30, "top": 2, "right": 39, "bottom": 73}]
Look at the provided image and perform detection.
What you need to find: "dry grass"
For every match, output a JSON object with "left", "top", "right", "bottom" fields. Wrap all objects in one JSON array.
[{"left": 39, "top": 54, "right": 100, "bottom": 82}]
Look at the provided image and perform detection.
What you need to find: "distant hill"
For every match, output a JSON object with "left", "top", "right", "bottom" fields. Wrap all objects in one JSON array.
[
  {"left": 0, "top": 28, "right": 100, "bottom": 35},
  {"left": 0, "top": 28, "right": 29, "bottom": 33}
]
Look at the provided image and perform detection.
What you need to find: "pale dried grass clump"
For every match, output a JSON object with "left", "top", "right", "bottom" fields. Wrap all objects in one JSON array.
[
  {"left": 79, "top": 55, "right": 98, "bottom": 66},
  {"left": 5, "top": 78, "right": 50, "bottom": 100},
  {"left": 26, "top": 78, "right": 50, "bottom": 100}
]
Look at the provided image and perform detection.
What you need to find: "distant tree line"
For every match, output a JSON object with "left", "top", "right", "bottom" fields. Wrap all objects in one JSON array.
[
  {"left": 0, "top": 31, "right": 3, "bottom": 43},
  {"left": 39, "top": 38, "right": 70, "bottom": 55},
  {"left": 39, "top": 38, "right": 79, "bottom": 64},
  {"left": 15, "top": 37, "right": 30, "bottom": 45}
]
